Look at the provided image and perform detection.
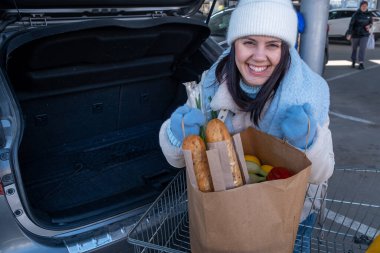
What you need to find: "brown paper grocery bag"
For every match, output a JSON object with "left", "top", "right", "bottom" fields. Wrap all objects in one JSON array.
[{"left": 187, "top": 127, "right": 311, "bottom": 253}]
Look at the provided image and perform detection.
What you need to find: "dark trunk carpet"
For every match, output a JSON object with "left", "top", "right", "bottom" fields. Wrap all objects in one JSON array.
[{"left": 20, "top": 121, "right": 179, "bottom": 223}]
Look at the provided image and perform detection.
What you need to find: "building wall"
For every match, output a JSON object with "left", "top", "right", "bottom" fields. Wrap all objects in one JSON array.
[{"left": 330, "top": 0, "right": 378, "bottom": 9}]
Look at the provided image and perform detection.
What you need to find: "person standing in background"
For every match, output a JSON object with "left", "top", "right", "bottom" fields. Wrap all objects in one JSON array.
[{"left": 346, "top": 0, "right": 373, "bottom": 69}]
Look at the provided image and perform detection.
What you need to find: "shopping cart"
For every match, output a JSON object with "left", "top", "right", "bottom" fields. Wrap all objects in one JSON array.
[{"left": 127, "top": 168, "right": 380, "bottom": 253}]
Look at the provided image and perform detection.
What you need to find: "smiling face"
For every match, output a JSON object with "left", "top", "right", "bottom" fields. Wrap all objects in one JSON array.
[{"left": 234, "top": 35, "right": 282, "bottom": 87}]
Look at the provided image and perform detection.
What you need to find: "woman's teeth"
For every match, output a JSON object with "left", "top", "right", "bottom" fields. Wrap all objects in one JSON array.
[{"left": 249, "top": 65, "right": 268, "bottom": 72}]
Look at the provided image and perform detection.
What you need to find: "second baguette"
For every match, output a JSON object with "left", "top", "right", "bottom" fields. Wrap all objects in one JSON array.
[{"left": 205, "top": 119, "right": 243, "bottom": 187}]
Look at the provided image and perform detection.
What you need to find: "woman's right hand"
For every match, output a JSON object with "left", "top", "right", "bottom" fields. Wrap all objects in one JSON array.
[
  {"left": 169, "top": 105, "right": 205, "bottom": 145},
  {"left": 346, "top": 34, "right": 351, "bottom": 41}
]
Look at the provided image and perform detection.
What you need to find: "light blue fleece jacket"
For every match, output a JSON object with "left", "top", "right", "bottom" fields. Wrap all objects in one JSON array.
[{"left": 160, "top": 46, "right": 334, "bottom": 186}]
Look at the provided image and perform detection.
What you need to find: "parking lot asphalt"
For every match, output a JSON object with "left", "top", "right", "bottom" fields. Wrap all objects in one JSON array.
[
  {"left": 317, "top": 41, "right": 380, "bottom": 246},
  {"left": 322, "top": 41, "right": 380, "bottom": 170}
]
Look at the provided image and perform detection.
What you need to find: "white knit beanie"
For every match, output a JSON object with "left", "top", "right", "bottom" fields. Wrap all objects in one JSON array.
[{"left": 227, "top": 0, "right": 298, "bottom": 47}]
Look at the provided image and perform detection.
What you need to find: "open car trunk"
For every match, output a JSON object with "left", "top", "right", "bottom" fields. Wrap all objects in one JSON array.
[{"left": 4, "top": 17, "right": 211, "bottom": 228}]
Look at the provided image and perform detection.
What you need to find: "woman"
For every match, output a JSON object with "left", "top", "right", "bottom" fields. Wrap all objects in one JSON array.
[
  {"left": 346, "top": 0, "right": 373, "bottom": 69},
  {"left": 159, "top": 0, "right": 334, "bottom": 252}
]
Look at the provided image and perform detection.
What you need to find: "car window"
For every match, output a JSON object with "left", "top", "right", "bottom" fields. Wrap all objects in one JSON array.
[
  {"left": 329, "top": 11, "right": 340, "bottom": 20},
  {"left": 369, "top": 12, "right": 378, "bottom": 17},
  {"left": 340, "top": 11, "right": 355, "bottom": 18},
  {"left": 370, "top": 11, "right": 380, "bottom": 17},
  {"left": 209, "top": 11, "right": 232, "bottom": 36}
]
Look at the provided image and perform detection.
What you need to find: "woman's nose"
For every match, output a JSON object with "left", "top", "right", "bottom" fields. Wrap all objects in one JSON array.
[{"left": 251, "top": 47, "right": 266, "bottom": 61}]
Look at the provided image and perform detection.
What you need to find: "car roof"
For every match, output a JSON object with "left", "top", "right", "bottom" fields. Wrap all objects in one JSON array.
[
  {"left": 210, "top": 7, "right": 234, "bottom": 18},
  {"left": 329, "top": 8, "right": 378, "bottom": 12},
  {"left": 329, "top": 8, "right": 356, "bottom": 11}
]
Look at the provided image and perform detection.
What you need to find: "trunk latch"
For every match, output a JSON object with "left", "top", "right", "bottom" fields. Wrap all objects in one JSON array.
[
  {"left": 152, "top": 11, "right": 165, "bottom": 18},
  {"left": 29, "top": 14, "right": 47, "bottom": 27}
]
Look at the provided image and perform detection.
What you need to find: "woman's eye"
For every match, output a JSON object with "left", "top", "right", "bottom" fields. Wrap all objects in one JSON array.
[
  {"left": 268, "top": 43, "right": 280, "bottom": 48},
  {"left": 243, "top": 40, "right": 256, "bottom": 46}
]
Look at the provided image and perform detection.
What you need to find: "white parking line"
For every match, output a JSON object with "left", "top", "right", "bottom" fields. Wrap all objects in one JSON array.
[
  {"left": 326, "top": 63, "right": 380, "bottom": 82},
  {"left": 325, "top": 209, "right": 379, "bottom": 238},
  {"left": 329, "top": 111, "right": 376, "bottom": 125},
  {"left": 325, "top": 60, "right": 352, "bottom": 66},
  {"left": 326, "top": 62, "right": 378, "bottom": 125}
]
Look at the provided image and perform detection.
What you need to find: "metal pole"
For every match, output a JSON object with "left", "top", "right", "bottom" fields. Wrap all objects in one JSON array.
[{"left": 299, "top": 0, "right": 330, "bottom": 75}]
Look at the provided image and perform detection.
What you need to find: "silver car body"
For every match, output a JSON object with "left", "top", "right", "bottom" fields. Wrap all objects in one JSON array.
[{"left": 328, "top": 8, "right": 380, "bottom": 40}]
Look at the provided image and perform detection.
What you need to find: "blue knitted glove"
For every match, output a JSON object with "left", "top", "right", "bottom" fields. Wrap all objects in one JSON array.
[
  {"left": 168, "top": 105, "right": 206, "bottom": 146},
  {"left": 280, "top": 103, "right": 317, "bottom": 149}
]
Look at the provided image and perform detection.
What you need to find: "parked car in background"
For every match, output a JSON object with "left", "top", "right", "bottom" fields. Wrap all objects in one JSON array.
[
  {"left": 328, "top": 8, "right": 380, "bottom": 41},
  {"left": 208, "top": 7, "right": 234, "bottom": 48},
  {"left": 0, "top": 0, "right": 222, "bottom": 252},
  {"left": 208, "top": 6, "right": 330, "bottom": 66}
]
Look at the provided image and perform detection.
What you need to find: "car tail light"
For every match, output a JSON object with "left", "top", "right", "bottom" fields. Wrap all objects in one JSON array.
[{"left": 0, "top": 182, "right": 4, "bottom": 195}]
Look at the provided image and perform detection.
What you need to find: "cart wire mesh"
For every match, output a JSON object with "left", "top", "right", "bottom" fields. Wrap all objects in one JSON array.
[{"left": 127, "top": 168, "right": 380, "bottom": 253}]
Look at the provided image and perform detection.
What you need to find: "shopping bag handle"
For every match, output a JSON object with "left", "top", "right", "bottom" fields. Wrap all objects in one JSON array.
[
  {"left": 304, "top": 117, "right": 311, "bottom": 153},
  {"left": 181, "top": 117, "right": 186, "bottom": 140}
]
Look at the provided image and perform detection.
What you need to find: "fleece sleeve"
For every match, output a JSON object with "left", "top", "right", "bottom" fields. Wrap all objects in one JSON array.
[
  {"left": 159, "top": 119, "right": 185, "bottom": 168},
  {"left": 305, "top": 117, "right": 335, "bottom": 184}
]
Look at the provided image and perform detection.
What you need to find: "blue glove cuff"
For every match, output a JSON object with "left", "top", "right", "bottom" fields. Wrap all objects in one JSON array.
[{"left": 166, "top": 124, "right": 182, "bottom": 147}]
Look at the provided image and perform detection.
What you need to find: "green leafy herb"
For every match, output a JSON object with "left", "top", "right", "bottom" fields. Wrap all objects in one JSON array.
[
  {"left": 195, "top": 94, "right": 206, "bottom": 141},
  {"left": 199, "top": 126, "right": 206, "bottom": 141},
  {"left": 195, "top": 94, "right": 201, "bottom": 110},
  {"left": 208, "top": 96, "right": 218, "bottom": 119}
]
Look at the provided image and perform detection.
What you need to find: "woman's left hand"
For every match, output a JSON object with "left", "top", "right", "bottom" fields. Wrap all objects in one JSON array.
[{"left": 280, "top": 103, "right": 317, "bottom": 149}]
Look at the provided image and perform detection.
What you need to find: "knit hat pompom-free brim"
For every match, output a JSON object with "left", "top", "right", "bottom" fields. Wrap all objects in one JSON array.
[{"left": 226, "top": 0, "right": 298, "bottom": 47}]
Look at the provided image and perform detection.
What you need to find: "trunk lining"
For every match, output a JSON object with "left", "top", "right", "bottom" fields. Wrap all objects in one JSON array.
[{"left": 5, "top": 19, "right": 209, "bottom": 227}]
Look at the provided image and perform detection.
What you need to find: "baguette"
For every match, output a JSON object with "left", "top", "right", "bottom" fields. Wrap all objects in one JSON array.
[
  {"left": 182, "top": 135, "right": 214, "bottom": 192},
  {"left": 205, "top": 119, "right": 243, "bottom": 187}
]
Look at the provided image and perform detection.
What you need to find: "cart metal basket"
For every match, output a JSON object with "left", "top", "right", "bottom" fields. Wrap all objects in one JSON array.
[{"left": 127, "top": 168, "right": 380, "bottom": 253}]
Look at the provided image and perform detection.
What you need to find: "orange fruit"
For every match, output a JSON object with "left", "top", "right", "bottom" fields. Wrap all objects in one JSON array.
[{"left": 366, "top": 235, "right": 380, "bottom": 252}]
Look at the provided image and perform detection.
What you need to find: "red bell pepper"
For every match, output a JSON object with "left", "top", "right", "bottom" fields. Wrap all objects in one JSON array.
[{"left": 266, "top": 167, "right": 294, "bottom": 181}]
